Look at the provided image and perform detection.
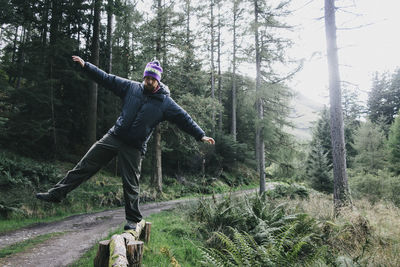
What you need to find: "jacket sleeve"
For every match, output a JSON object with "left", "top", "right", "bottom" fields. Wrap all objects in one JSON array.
[
  {"left": 83, "top": 62, "right": 131, "bottom": 98},
  {"left": 164, "top": 98, "right": 205, "bottom": 141}
]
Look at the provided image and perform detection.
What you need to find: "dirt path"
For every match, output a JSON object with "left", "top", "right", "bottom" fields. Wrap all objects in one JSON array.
[{"left": 0, "top": 189, "right": 257, "bottom": 267}]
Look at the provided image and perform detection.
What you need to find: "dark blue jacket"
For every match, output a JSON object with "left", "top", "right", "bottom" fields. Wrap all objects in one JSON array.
[{"left": 84, "top": 62, "right": 205, "bottom": 154}]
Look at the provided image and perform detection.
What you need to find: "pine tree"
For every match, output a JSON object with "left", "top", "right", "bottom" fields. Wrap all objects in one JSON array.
[
  {"left": 251, "top": 0, "right": 293, "bottom": 193},
  {"left": 342, "top": 86, "right": 363, "bottom": 168},
  {"left": 306, "top": 108, "right": 333, "bottom": 193},
  {"left": 253, "top": 0, "right": 265, "bottom": 193},
  {"left": 306, "top": 140, "right": 333, "bottom": 193},
  {"left": 353, "top": 120, "right": 387, "bottom": 173},
  {"left": 324, "top": 0, "right": 352, "bottom": 212},
  {"left": 368, "top": 69, "right": 400, "bottom": 128},
  {"left": 387, "top": 110, "right": 400, "bottom": 174},
  {"left": 87, "top": 0, "right": 102, "bottom": 146},
  {"left": 230, "top": 0, "right": 244, "bottom": 142}
]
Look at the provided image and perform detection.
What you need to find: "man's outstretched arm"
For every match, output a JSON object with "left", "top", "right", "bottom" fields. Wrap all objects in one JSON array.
[
  {"left": 164, "top": 98, "right": 215, "bottom": 145},
  {"left": 72, "top": 55, "right": 131, "bottom": 98}
]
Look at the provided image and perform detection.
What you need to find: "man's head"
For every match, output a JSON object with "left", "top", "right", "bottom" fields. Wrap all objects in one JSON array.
[{"left": 143, "top": 60, "right": 163, "bottom": 93}]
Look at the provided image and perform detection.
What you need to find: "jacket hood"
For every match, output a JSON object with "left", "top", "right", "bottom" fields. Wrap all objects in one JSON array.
[{"left": 158, "top": 82, "right": 170, "bottom": 96}]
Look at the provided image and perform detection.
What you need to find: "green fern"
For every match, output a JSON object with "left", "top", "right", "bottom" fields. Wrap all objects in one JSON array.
[
  {"left": 200, "top": 228, "right": 276, "bottom": 266},
  {"left": 192, "top": 193, "right": 330, "bottom": 266}
]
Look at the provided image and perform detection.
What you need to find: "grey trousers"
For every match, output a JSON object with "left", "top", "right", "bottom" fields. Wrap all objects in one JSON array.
[{"left": 49, "top": 133, "right": 143, "bottom": 223}]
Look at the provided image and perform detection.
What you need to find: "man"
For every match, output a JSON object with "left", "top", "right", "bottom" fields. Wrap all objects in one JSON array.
[{"left": 36, "top": 55, "right": 215, "bottom": 230}]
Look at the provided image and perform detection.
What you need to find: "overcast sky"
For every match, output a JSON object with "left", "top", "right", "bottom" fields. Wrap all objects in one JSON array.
[{"left": 287, "top": 0, "right": 400, "bottom": 105}]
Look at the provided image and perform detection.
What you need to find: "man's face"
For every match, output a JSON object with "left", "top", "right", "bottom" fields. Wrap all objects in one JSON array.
[{"left": 143, "top": 76, "right": 158, "bottom": 93}]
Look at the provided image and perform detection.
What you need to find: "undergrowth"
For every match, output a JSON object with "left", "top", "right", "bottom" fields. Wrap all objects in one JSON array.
[
  {"left": 190, "top": 187, "right": 400, "bottom": 266},
  {"left": 66, "top": 185, "right": 400, "bottom": 266},
  {"left": 191, "top": 188, "right": 330, "bottom": 266}
]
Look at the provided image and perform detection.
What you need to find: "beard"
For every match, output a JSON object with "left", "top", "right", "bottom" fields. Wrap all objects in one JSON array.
[{"left": 143, "top": 84, "right": 155, "bottom": 93}]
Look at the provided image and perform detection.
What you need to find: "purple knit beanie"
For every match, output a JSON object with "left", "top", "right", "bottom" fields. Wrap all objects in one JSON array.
[{"left": 143, "top": 60, "right": 163, "bottom": 84}]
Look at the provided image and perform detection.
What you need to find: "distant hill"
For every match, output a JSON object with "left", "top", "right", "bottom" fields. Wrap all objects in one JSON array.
[{"left": 286, "top": 92, "right": 325, "bottom": 141}]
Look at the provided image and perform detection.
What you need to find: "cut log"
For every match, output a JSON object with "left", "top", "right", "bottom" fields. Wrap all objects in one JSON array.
[
  {"left": 109, "top": 234, "right": 128, "bottom": 266},
  {"left": 94, "top": 240, "right": 110, "bottom": 267},
  {"left": 126, "top": 240, "right": 144, "bottom": 267},
  {"left": 94, "top": 220, "right": 150, "bottom": 267},
  {"left": 144, "top": 222, "right": 152, "bottom": 243}
]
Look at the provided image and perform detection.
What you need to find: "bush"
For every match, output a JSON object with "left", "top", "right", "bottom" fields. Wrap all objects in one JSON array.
[
  {"left": 0, "top": 151, "right": 61, "bottom": 218},
  {"left": 0, "top": 150, "right": 127, "bottom": 219},
  {"left": 348, "top": 169, "right": 400, "bottom": 206},
  {"left": 265, "top": 182, "right": 309, "bottom": 200},
  {"left": 0, "top": 151, "right": 59, "bottom": 187}
]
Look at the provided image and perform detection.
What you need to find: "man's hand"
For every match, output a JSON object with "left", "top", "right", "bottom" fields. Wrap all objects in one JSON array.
[
  {"left": 201, "top": 136, "right": 215, "bottom": 145},
  {"left": 72, "top": 55, "right": 85, "bottom": 68}
]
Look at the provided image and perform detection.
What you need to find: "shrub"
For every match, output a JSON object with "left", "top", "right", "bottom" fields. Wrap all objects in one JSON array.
[
  {"left": 0, "top": 151, "right": 59, "bottom": 187},
  {"left": 264, "top": 182, "right": 309, "bottom": 200},
  {"left": 348, "top": 169, "right": 400, "bottom": 206},
  {"left": 191, "top": 192, "right": 327, "bottom": 265}
]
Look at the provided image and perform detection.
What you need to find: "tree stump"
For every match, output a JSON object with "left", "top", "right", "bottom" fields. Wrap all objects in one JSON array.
[
  {"left": 126, "top": 240, "right": 144, "bottom": 267},
  {"left": 94, "top": 240, "right": 110, "bottom": 267},
  {"left": 144, "top": 222, "right": 151, "bottom": 243}
]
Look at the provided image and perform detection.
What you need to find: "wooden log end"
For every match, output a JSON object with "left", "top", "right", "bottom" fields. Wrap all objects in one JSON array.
[
  {"left": 144, "top": 222, "right": 152, "bottom": 243},
  {"left": 94, "top": 240, "right": 110, "bottom": 267},
  {"left": 126, "top": 240, "right": 144, "bottom": 267}
]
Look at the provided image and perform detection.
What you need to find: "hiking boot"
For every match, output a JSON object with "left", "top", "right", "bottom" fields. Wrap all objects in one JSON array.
[
  {"left": 124, "top": 221, "right": 137, "bottom": 231},
  {"left": 36, "top": 192, "right": 62, "bottom": 203}
]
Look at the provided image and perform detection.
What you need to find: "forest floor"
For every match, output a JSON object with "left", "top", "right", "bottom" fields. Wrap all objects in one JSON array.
[{"left": 0, "top": 188, "right": 259, "bottom": 267}]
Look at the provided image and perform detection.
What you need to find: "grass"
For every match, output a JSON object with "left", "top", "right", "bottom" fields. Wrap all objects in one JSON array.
[
  {"left": 0, "top": 232, "right": 64, "bottom": 258},
  {"left": 142, "top": 207, "right": 203, "bottom": 267},
  {"left": 69, "top": 207, "right": 203, "bottom": 267},
  {"left": 286, "top": 192, "right": 400, "bottom": 265}
]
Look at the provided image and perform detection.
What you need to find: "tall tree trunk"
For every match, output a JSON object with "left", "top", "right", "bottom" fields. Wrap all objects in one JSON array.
[
  {"left": 48, "top": 0, "right": 62, "bottom": 154},
  {"left": 161, "top": 0, "right": 167, "bottom": 67},
  {"left": 9, "top": 26, "right": 19, "bottom": 84},
  {"left": 185, "top": 0, "right": 190, "bottom": 49},
  {"left": 217, "top": 0, "right": 222, "bottom": 133},
  {"left": 87, "top": 0, "right": 101, "bottom": 145},
  {"left": 41, "top": 0, "right": 49, "bottom": 46},
  {"left": 106, "top": 0, "right": 118, "bottom": 175},
  {"left": 231, "top": 0, "right": 238, "bottom": 141},
  {"left": 15, "top": 27, "right": 26, "bottom": 89},
  {"left": 152, "top": 0, "right": 163, "bottom": 194},
  {"left": 106, "top": 0, "right": 113, "bottom": 73},
  {"left": 122, "top": 0, "right": 130, "bottom": 77},
  {"left": 324, "top": 0, "right": 352, "bottom": 213},
  {"left": 210, "top": 0, "right": 216, "bottom": 135},
  {"left": 184, "top": 0, "right": 193, "bottom": 93},
  {"left": 254, "top": 0, "right": 266, "bottom": 193}
]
